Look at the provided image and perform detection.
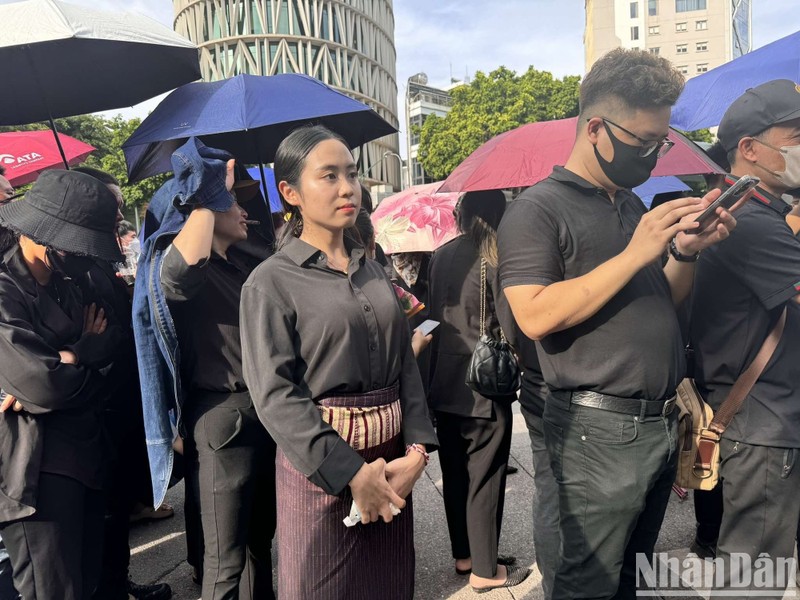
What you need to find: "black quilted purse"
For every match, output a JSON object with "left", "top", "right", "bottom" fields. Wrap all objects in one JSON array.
[{"left": 465, "top": 258, "right": 521, "bottom": 397}]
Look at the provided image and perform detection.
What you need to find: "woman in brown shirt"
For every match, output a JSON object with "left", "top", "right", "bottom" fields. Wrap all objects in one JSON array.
[{"left": 240, "top": 126, "right": 437, "bottom": 600}]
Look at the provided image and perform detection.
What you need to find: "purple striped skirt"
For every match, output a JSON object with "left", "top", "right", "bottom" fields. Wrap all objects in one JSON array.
[{"left": 276, "top": 382, "right": 414, "bottom": 600}]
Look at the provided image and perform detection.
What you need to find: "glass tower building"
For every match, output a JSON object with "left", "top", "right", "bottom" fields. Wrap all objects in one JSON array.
[{"left": 174, "top": 0, "right": 400, "bottom": 189}]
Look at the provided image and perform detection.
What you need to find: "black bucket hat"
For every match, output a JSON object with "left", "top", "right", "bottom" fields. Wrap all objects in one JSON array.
[{"left": 0, "top": 169, "right": 124, "bottom": 262}]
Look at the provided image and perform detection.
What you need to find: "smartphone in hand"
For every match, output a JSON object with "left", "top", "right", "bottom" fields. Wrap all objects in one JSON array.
[
  {"left": 416, "top": 320, "right": 440, "bottom": 336},
  {"left": 687, "top": 175, "right": 759, "bottom": 234}
]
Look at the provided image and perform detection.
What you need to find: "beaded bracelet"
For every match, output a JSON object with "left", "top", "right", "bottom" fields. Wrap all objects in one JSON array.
[{"left": 405, "top": 443, "right": 430, "bottom": 465}]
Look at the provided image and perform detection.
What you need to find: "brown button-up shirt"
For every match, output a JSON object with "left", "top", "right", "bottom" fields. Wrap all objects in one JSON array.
[{"left": 240, "top": 236, "right": 437, "bottom": 496}]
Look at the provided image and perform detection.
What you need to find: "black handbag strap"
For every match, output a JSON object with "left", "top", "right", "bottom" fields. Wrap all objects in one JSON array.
[
  {"left": 478, "top": 258, "right": 507, "bottom": 342},
  {"left": 479, "top": 257, "right": 487, "bottom": 336}
]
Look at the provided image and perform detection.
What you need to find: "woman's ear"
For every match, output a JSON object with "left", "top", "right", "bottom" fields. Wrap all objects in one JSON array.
[{"left": 279, "top": 181, "right": 301, "bottom": 208}]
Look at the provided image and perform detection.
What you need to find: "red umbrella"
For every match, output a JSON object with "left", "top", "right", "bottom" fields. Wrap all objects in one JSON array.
[
  {"left": 438, "top": 117, "right": 723, "bottom": 193},
  {"left": 0, "top": 131, "right": 95, "bottom": 186},
  {"left": 371, "top": 182, "right": 461, "bottom": 254}
]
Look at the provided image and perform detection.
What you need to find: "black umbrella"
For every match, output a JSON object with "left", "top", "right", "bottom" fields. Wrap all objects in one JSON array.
[{"left": 0, "top": 0, "right": 200, "bottom": 166}]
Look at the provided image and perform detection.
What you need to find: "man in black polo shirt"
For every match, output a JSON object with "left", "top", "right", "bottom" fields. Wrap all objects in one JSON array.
[
  {"left": 498, "top": 48, "right": 737, "bottom": 600},
  {"left": 691, "top": 80, "right": 800, "bottom": 597}
]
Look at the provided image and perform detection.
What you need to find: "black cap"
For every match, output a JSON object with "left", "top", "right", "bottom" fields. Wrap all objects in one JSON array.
[
  {"left": 718, "top": 79, "right": 800, "bottom": 152},
  {"left": 0, "top": 170, "right": 124, "bottom": 262}
]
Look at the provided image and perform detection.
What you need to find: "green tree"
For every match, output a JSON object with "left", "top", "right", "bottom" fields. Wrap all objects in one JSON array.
[
  {"left": 417, "top": 66, "right": 581, "bottom": 180},
  {"left": 99, "top": 116, "right": 168, "bottom": 219},
  {"left": 0, "top": 114, "right": 166, "bottom": 218},
  {"left": 678, "top": 128, "right": 713, "bottom": 144}
]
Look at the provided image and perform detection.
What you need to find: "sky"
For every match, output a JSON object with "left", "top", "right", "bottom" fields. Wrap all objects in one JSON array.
[{"left": 1, "top": 0, "right": 797, "bottom": 157}]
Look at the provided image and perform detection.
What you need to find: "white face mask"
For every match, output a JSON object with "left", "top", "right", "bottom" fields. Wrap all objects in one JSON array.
[{"left": 754, "top": 139, "right": 800, "bottom": 189}]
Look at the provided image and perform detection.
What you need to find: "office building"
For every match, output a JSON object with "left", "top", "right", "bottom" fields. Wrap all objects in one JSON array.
[
  {"left": 585, "top": 0, "right": 752, "bottom": 78},
  {"left": 405, "top": 73, "right": 454, "bottom": 187}
]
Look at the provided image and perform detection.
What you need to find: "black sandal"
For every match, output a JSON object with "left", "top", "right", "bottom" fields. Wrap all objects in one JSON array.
[{"left": 471, "top": 565, "right": 531, "bottom": 594}]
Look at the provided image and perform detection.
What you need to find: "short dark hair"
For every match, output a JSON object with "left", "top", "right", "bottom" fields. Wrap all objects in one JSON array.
[
  {"left": 117, "top": 220, "right": 136, "bottom": 237},
  {"left": 703, "top": 140, "right": 731, "bottom": 171},
  {"left": 72, "top": 166, "right": 120, "bottom": 187},
  {"left": 725, "top": 130, "right": 767, "bottom": 169},
  {"left": 0, "top": 165, "right": 6, "bottom": 177},
  {"left": 580, "top": 49, "right": 685, "bottom": 120}
]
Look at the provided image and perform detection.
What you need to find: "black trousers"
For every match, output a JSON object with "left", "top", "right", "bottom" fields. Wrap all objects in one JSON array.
[
  {"left": 435, "top": 403, "right": 513, "bottom": 578},
  {"left": 1, "top": 473, "right": 104, "bottom": 600},
  {"left": 185, "top": 394, "right": 277, "bottom": 600},
  {"left": 543, "top": 398, "right": 678, "bottom": 600},
  {"left": 94, "top": 405, "right": 153, "bottom": 599},
  {"left": 519, "top": 406, "right": 560, "bottom": 600},
  {"left": 693, "top": 483, "right": 723, "bottom": 546},
  {"left": 714, "top": 439, "right": 800, "bottom": 599},
  {"left": 183, "top": 434, "right": 205, "bottom": 575},
  {"left": 0, "top": 535, "right": 17, "bottom": 600}
]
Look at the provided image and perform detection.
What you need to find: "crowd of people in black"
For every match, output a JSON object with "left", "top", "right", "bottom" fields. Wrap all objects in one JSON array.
[{"left": 0, "top": 47, "right": 798, "bottom": 600}]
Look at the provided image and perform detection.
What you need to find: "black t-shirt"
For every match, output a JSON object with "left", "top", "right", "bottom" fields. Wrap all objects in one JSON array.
[
  {"left": 691, "top": 182, "right": 800, "bottom": 447},
  {"left": 497, "top": 166, "right": 684, "bottom": 400}
]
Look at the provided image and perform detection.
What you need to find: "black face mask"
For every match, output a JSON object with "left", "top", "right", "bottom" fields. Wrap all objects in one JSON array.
[
  {"left": 46, "top": 248, "right": 95, "bottom": 280},
  {"left": 594, "top": 121, "right": 659, "bottom": 189}
]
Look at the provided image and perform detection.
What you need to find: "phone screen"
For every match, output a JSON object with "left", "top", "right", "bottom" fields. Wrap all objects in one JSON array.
[{"left": 417, "top": 320, "right": 440, "bottom": 336}]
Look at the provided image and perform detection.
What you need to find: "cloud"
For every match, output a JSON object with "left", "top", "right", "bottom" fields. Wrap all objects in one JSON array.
[
  {"left": 752, "top": 1, "right": 797, "bottom": 48},
  {"left": 394, "top": 0, "right": 585, "bottom": 91}
]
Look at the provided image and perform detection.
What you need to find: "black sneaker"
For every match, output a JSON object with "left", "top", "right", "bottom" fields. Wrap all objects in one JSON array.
[{"left": 126, "top": 580, "right": 172, "bottom": 600}]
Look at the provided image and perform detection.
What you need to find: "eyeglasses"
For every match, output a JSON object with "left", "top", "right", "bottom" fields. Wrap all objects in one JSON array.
[{"left": 594, "top": 117, "right": 675, "bottom": 158}]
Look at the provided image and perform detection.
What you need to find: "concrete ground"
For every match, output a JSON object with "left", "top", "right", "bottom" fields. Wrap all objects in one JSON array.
[{"left": 128, "top": 406, "right": 795, "bottom": 599}]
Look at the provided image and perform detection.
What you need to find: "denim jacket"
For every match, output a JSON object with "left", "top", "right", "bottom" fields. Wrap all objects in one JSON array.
[{"left": 132, "top": 138, "right": 232, "bottom": 507}]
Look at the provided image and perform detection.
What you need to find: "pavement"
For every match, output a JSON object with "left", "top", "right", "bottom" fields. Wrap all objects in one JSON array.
[{"left": 128, "top": 406, "right": 796, "bottom": 600}]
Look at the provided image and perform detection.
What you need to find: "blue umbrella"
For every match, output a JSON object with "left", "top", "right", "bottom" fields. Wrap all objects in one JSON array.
[
  {"left": 633, "top": 176, "right": 691, "bottom": 208},
  {"left": 671, "top": 30, "right": 800, "bottom": 131},
  {"left": 246, "top": 166, "right": 282, "bottom": 213},
  {"left": 122, "top": 73, "right": 396, "bottom": 183}
]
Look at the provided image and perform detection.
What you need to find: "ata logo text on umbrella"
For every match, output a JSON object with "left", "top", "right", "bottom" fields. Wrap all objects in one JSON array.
[{"left": 0, "top": 153, "right": 44, "bottom": 166}]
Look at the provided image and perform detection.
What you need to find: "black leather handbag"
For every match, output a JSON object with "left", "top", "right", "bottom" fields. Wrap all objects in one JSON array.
[{"left": 465, "top": 258, "right": 520, "bottom": 397}]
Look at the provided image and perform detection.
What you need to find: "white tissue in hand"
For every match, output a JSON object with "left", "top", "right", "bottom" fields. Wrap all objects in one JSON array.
[
  {"left": 342, "top": 501, "right": 401, "bottom": 527},
  {"left": 343, "top": 501, "right": 361, "bottom": 527}
]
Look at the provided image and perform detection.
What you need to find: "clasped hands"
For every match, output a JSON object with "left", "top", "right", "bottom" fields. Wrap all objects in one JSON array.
[
  {"left": 1, "top": 303, "right": 107, "bottom": 414},
  {"left": 348, "top": 450, "right": 426, "bottom": 526}
]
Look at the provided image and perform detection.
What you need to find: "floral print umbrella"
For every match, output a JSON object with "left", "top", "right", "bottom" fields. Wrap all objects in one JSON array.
[{"left": 371, "top": 182, "right": 461, "bottom": 254}]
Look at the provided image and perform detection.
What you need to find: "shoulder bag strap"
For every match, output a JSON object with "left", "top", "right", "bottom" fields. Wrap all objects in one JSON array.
[
  {"left": 479, "top": 257, "right": 509, "bottom": 343},
  {"left": 709, "top": 306, "right": 787, "bottom": 435},
  {"left": 479, "top": 258, "right": 487, "bottom": 337}
]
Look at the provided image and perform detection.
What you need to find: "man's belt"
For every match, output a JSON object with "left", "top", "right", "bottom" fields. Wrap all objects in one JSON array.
[{"left": 550, "top": 390, "right": 676, "bottom": 417}]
